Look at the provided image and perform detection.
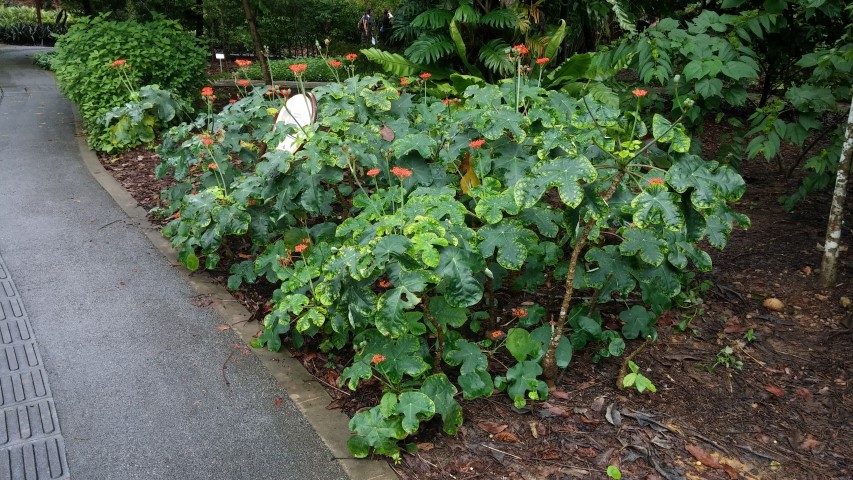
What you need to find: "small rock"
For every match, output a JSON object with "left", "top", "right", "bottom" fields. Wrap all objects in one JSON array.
[
  {"left": 763, "top": 298, "right": 785, "bottom": 311},
  {"left": 815, "top": 294, "right": 829, "bottom": 301},
  {"left": 841, "top": 296, "right": 851, "bottom": 309}
]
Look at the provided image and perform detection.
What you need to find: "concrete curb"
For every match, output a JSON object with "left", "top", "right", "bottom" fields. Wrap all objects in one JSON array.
[{"left": 71, "top": 107, "right": 398, "bottom": 480}]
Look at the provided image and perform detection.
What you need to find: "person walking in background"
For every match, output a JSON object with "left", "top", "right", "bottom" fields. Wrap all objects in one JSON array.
[
  {"left": 380, "top": 9, "right": 393, "bottom": 43},
  {"left": 359, "top": 8, "right": 375, "bottom": 45}
]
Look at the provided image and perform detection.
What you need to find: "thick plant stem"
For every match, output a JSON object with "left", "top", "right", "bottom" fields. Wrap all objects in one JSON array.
[
  {"left": 486, "top": 275, "right": 497, "bottom": 334},
  {"left": 240, "top": 0, "right": 271, "bottom": 86},
  {"left": 422, "top": 296, "right": 444, "bottom": 374},
  {"left": 616, "top": 336, "right": 653, "bottom": 389},
  {"left": 542, "top": 171, "right": 626, "bottom": 386},
  {"left": 820, "top": 99, "right": 853, "bottom": 287}
]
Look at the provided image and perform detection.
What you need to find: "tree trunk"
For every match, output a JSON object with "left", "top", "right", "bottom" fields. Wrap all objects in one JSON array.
[
  {"left": 819, "top": 99, "right": 853, "bottom": 287},
  {"left": 195, "top": 0, "right": 204, "bottom": 38},
  {"left": 35, "top": 0, "right": 42, "bottom": 26},
  {"left": 240, "top": 0, "right": 272, "bottom": 85}
]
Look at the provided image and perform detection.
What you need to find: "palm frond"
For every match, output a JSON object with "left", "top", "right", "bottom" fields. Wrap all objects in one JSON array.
[
  {"left": 480, "top": 8, "right": 518, "bottom": 29},
  {"left": 405, "top": 33, "right": 456, "bottom": 64},
  {"left": 411, "top": 8, "right": 455, "bottom": 30},
  {"left": 360, "top": 48, "right": 420, "bottom": 77},
  {"left": 478, "top": 39, "right": 514, "bottom": 77}
]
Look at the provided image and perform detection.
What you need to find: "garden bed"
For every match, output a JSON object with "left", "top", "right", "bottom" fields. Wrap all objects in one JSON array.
[{"left": 95, "top": 115, "right": 853, "bottom": 479}]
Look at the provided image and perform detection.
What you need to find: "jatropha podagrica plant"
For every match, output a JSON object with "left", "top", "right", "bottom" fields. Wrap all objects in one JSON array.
[{"left": 155, "top": 51, "right": 747, "bottom": 460}]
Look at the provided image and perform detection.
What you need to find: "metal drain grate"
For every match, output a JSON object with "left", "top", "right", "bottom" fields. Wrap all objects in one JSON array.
[{"left": 0, "top": 256, "right": 69, "bottom": 479}]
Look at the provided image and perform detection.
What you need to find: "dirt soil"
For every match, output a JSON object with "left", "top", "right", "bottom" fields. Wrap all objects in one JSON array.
[{"left": 96, "top": 118, "right": 853, "bottom": 480}]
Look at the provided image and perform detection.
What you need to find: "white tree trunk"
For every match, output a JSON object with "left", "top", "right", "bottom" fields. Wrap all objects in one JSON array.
[{"left": 820, "top": 99, "right": 853, "bottom": 287}]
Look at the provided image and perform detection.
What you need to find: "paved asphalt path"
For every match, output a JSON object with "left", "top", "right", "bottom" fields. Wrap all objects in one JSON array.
[{"left": 0, "top": 45, "right": 348, "bottom": 480}]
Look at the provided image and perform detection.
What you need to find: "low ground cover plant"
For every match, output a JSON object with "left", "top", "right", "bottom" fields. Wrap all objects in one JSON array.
[
  {"left": 0, "top": 4, "right": 71, "bottom": 45},
  {"left": 154, "top": 51, "right": 747, "bottom": 460}
]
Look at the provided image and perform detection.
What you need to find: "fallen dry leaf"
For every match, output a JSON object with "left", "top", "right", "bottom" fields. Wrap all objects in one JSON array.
[
  {"left": 273, "top": 396, "right": 283, "bottom": 407},
  {"left": 215, "top": 324, "right": 230, "bottom": 331},
  {"left": 685, "top": 444, "right": 722, "bottom": 469},
  {"left": 494, "top": 431, "right": 519, "bottom": 443},
  {"left": 478, "top": 421, "right": 508, "bottom": 434},
  {"left": 550, "top": 390, "right": 570, "bottom": 400},
  {"left": 795, "top": 387, "right": 813, "bottom": 400},
  {"left": 416, "top": 442, "right": 434, "bottom": 452},
  {"left": 541, "top": 402, "right": 570, "bottom": 417},
  {"left": 799, "top": 434, "right": 822, "bottom": 450},
  {"left": 765, "top": 384, "right": 785, "bottom": 398},
  {"left": 540, "top": 450, "right": 561, "bottom": 460}
]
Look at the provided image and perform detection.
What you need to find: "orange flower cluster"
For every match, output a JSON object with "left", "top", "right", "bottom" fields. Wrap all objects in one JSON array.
[
  {"left": 648, "top": 177, "right": 665, "bottom": 186},
  {"left": 371, "top": 354, "right": 386, "bottom": 365},
  {"left": 208, "top": 162, "right": 217, "bottom": 170},
  {"left": 201, "top": 86, "right": 214, "bottom": 97},
  {"left": 536, "top": 57, "right": 549, "bottom": 65},
  {"left": 400, "top": 77, "right": 410, "bottom": 86},
  {"left": 632, "top": 89, "right": 648, "bottom": 97},
  {"left": 441, "top": 98, "right": 461, "bottom": 106},
  {"left": 199, "top": 134, "right": 214, "bottom": 147},
  {"left": 235, "top": 59, "right": 253, "bottom": 69},
  {"left": 513, "top": 44, "right": 529, "bottom": 55},
  {"left": 328, "top": 59, "right": 342, "bottom": 68},
  {"left": 366, "top": 168, "right": 381, "bottom": 177},
  {"left": 378, "top": 279, "right": 392, "bottom": 288},
  {"left": 419, "top": 72, "right": 432, "bottom": 80},
  {"left": 490, "top": 330, "right": 504, "bottom": 340},
  {"left": 512, "top": 307, "right": 528, "bottom": 318},
  {"left": 345, "top": 53, "right": 358, "bottom": 61},
  {"left": 391, "top": 166, "right": 413, "bottom": 179},
  {"left": 289, "top": 63, "right": 308, "bottom": 76},
  {"left": 237, "top": 79, "right": 251, "bottom": 87},
  {"left": 469, "top": 139, "right": 485, "bottom": 149},
  {"left": 110, "top": 59, "right": 127, "bottom": 69}
]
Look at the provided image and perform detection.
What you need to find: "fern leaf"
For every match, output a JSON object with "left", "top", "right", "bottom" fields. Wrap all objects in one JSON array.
[
  {"left": 360, "top": 48, "right": 420, "bottom": 77},
  {"left": 405, "top": 33, "right": 455, "bottom": 64},
  {"left": 606, "top": 0, "right": 637, "bottom": 35},
  {"left": 411, "top": 8, "right": 455, "bottom": 30},
  {"left": 478, "top": 39, "right": 514, "bottom": 77},
  {"left": 480, "top": 8, "right": 518, "bottom": 29}
]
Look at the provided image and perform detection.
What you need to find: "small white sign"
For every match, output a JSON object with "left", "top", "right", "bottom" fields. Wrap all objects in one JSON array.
[{"left": 215, "top": 53, "right": 225, "bottom": 60}]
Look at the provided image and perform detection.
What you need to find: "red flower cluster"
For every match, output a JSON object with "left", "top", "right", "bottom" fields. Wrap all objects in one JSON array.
[
  {"left": 201, "top": 86, "right": 214, "bottom": 97},
  {"left": 536, "top": 57, "right": 549, "bottom": 65},
  {"left": 391, "top": 166, "right": 413, "bottom": 179},
  {"left": 469, "top": 139, "right": 485, "bottom": 149},
  {"left": 632, "top": 89, "right": 648, "bottom": 98},
  {"left": 419, "top": 72, "right": 432, "bottom": 80},
  {"left": 293, "top": 237, "right": 311, "bottom": 253},
  {"left": 289, "top": 63, "right": 308, "bottom": 76},
  {"left": 400, "top": 77, "right": 410, "bottom": 86},
  {"left": 110, "top": 59, "right": 127, "bottom": 69},
  {"left": 648, "top": 177, "right": 665, "bottom": 186},
  {"left": 441, "top": 98, "right": 461, "bottom": 106},
  {"left": 237, "top": 79, "right": 251, "bottom": 87},
  {"left": 208, "top": 162, "right": 217, "bottom": 170},
  {"left": 235, "top": 59, "right": 253, "bottom": 69},
  {"left": 366, "top": 168, "right": 381, "bottom": 177},
  {"left": 490, "top": 330, "right": 504, "bottom": 340},
  {"left": 345, "top": 53, "right": 358, "bottom": 61},
  {"left": 371, "top": 354, "right": 386, "bottom": 365},
  {"left": 512, "top": 307, "right": 528, "bottom": 318},
  {"left": 513, "top": 44, "right": 529, "bottom": 55},
  {"left": 328, "top": 59, "right": 342, "bottom": 68},
  {"left": 378, "top": 279, "right": 392, "bottom": 288},
  {"left": 199, "top": 134, "right": 214, "bottom": 147}
]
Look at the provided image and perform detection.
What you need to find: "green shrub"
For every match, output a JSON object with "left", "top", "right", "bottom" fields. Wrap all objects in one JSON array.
[
  {"left": 51, "top": 13, "right": 208, "bottom": 152},
  {"left": 31, "top": 50, "right": 56, "bottom": 70},
  {"left": 0, "top": 6, "right": 74, "bottom": 27}
]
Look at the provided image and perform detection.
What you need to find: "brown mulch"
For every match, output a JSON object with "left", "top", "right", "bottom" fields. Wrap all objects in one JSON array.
[{"left": 97, "top": 116, "right": 852, "bottom": 480}]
